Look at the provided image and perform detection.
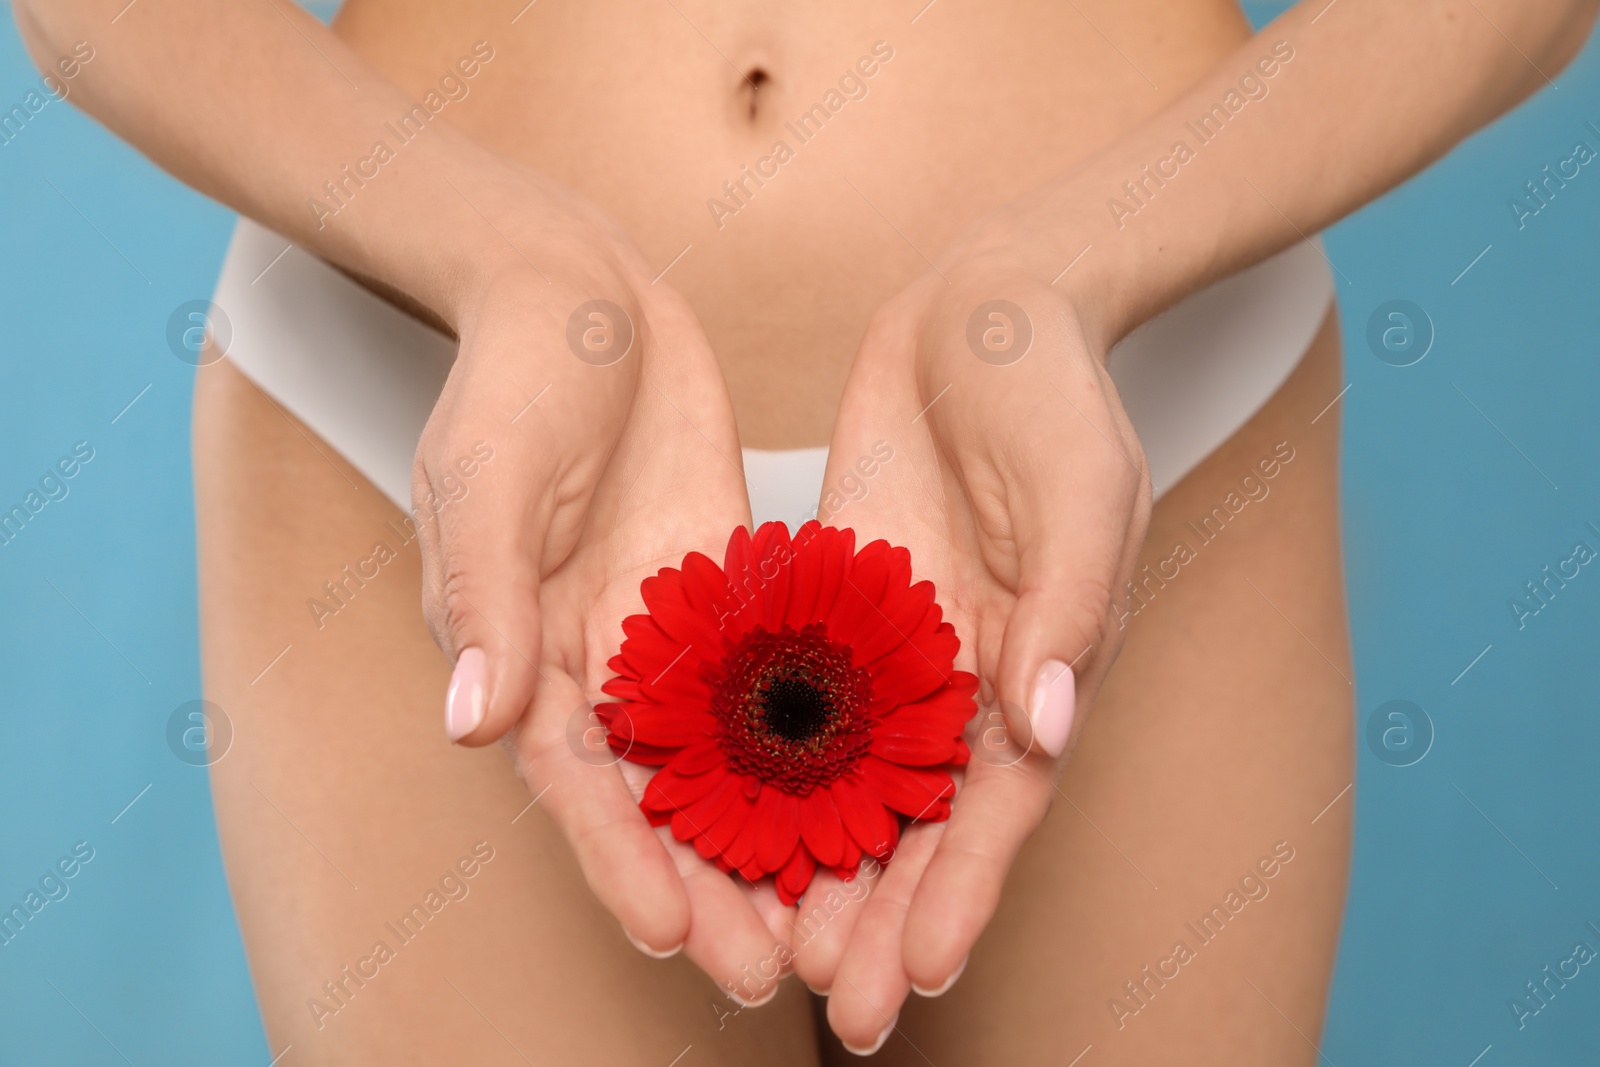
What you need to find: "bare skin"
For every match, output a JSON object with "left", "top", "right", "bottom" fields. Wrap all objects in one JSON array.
[
  {"left": 192, "top": 358, "right": 821, "bottom": 1065},
  {"left": 323, "top": 0, "right": 1260, "bottom": 448},
  {"left": 192, "top": 311, "right": 1348, "bottom": 1064},
  {"left": 866, "top": 311, "right": 1352, "bottom": 1065},
  {"left": 17, "top": 0, "right": 1596, "bottom": 1060},
  {"left": 196, "top": 287, "right": 1345, "bottom": 1061}
]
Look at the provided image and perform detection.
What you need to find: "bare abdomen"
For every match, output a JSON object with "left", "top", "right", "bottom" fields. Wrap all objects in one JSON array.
[{"left": 330, "top": 0, "right": 1254, "bottom": 445}]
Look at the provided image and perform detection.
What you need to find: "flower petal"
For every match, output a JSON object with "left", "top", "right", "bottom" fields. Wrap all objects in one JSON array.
[
  {"left": 670, "top": 770, "right": 742, "bottom": 843},
  {"left": 836, "top": 833, "right": 863, "bottom": 878},
  {"left": 681, "top": 550, "right": 734, "bottom": 618},
  {"left": 825, "top": 538, "right": 893, "bottom": 647},
  {"left": 856, "top": 756, "right": 955, "bottom": 821},
  {"left": 608, "top": 705, "right": 715, "bottom": 748},
  {"left": 643, "top": 761, "right": 728, "bottom": 814},
  {"left": 851, "top": 578, "right": 936, "bottom": 666},
  {"left": 756, "top": 789, "right": 802, "bottom": 873},
  {"left": 781, "top": 524, "right": 823, "bottom": 628},
  {"left": 698, "top": 789, "right": 755, "bottom": 861},
  {"left": 867, "top": 622, "right": 961, "bottom": 706},
  {"left": 776, "top": 843, "right": 818, "bottom": 905},
  {"left": 641, "top": 568, "right": 726, "bottom": 666},
  {"left": 799, "top": 787, "right": 846, "bottom": 868},
  {"left": 831, "top": 773, "right": 899, "bottom": 860},
  {"left": 610, "top": 521, "right": 976, "bottom": 903},
  {"left": 869, "top": 730, "right": 960, "bottom": 766},
  {"left": 600, "top": 677, "right": 644, "bottom": 703},
  {"left": 752, "top": 522, "right": 794, "bottom": 633},
  {"left": 606, "top": 651, "right": 640, "bottom": 683},
  {"left": 722, "top": 794, "right": 763, "bottom": 872},
  {"left": 616, "top": 614, "right": 695, "bottom": 683},
  {"left": 610, "top": 739, "right": 679, "bottom": 766},
  {"left": 795, "top": 523, "right": 853, "bottom": 627},
  {"left": 722, "top": 523, "right": 755, "bottom": 577},
  {"left": 672, "top": 740, "right": 726, "bottom": 775},
  {"left": 876, "top": 673, "right": 980, "bottom": 730}
]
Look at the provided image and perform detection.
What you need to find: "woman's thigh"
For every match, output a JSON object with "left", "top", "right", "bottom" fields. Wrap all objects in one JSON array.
[
  {"left": 192, "top": 359, "right": 821, "bottom": 1066},
  {"left": 875, "top": 312, "right": 1354, "bottom": 1066}
]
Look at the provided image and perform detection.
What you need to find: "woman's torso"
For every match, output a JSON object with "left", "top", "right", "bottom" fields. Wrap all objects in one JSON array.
[{"left": 331, "top": 0, "right": 1256, "bottom": 447}]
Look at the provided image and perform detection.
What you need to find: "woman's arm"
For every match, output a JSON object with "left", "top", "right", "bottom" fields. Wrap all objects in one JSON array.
[
  {"left": 12, "top": 0, "right": 515, "bottom": 326},
  {"left": 14, "top": 0, "right": 799, "bottom": 987},
  {"left": 808, "top": 0, "right": 1598, "bottom": 1047},
  {"left": 964, "top": 0, "right": 1600, "bottom": 351},
  {"left": 11, "top": 0, "right": 629, "bottom": 763}
]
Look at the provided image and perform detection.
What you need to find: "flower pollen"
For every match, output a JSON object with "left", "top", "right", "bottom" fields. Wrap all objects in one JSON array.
[{"left": 710, "top": 623, "right": 873, "bottom": 795}]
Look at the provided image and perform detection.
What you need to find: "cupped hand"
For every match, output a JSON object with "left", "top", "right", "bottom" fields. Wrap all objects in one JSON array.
[
  {"left": 410, "top": 168, "right": 790, "bottom": 998},
  {"left": 794, "top": 255, "right": 1152, "bottom": 1050}
]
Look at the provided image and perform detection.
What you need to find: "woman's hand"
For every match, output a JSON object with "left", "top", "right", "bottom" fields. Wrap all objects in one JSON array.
[
  {"left": 411, "top": 167, "right": 790, "bottom": 995},
  {"left": 793, "top": 250, "right": 1153, "bottom": 1049}
]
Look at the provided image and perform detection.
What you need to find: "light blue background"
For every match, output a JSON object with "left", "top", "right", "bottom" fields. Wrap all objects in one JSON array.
[{"left": 2, "top": 3, "right": 1598, "bottom": 1063}]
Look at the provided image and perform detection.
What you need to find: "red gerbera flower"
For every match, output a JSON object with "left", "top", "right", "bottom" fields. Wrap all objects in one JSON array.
[{"left": 597, "top": 521, "right": 978, "bottom": 905}]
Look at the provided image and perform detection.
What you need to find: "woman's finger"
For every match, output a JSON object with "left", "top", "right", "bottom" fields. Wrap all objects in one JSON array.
[
  {"left": 514, "top": 669, "right": 692, "bottom": 955},
  {"left": 826, "top": 824, "right": 940, "bottom": 1055},
  {"left": 666, "top": 834, "right": 797, "bottom": 1007},
  {"left": 995, "top": 382, "right": 1149, "bottom": 758},
  {"left": 414, "top": 426, "right": 550, "bottom": 747},
  {"left": 418, "top": 283, "right": 640, "bottom": 747},
  {"left": 899, "top": 759, "right": 1052, "bottom": 992},
  {"left": 740, "top": 879, "right": 799, "bottom": 958},
  {"left": 789, "top": 861, "right": 880, "bottom": 995}
]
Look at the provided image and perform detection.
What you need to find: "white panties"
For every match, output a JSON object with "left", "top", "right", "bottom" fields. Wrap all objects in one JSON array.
[{"left": 209, "top": 219, "right": 1332, "bottom": 526}]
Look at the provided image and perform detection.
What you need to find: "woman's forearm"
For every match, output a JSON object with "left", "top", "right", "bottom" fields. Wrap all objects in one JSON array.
[
  {"left": 986, "top": 0, "right": 1599, "bottom": 350},
  {"left": 12, "top": 0, "right": 520, "bottom": 326}
]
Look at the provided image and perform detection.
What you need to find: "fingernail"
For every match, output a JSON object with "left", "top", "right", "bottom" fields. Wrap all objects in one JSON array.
[
  {"left": 624, "top": 927, "right": 683, "bottom": 959},
  {"left": 805, "top": 982, "right": 830, "bottom": 997},
  {"left": 911, "top": 953, "right": 968, "bottom": 998},
  {"left": 445, "top": 648, "right": 487, "bottom": 741},
  {"left": 1029, "top": 660, "right": 1076, "bottom": 758},
  {"left": 726, "top": 982, "right": 779, "bottom": 1009},
  {"left": 842, "top": 1013, "right": 898, "bottom": 1057}
]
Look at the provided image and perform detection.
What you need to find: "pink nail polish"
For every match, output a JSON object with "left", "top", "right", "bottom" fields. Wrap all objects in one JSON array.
[
  {"left": 1029, "top": 660, "right": 1076, "bottom": 758},
  {"left": 446, "top": 648, "right": 487, "bottom": 741}
]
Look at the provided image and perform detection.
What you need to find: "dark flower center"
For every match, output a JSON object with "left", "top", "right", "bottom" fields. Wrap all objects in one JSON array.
[
  {"left": 762, "top": 677, "right": 832, "bottom": 743},
  {"left": 707, "top": 623, "right": 874, "bottom": 795}
]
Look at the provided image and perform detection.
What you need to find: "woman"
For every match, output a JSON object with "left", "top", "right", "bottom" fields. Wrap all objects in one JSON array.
[{"left": 15, "top": 0, "right": 1593, "bottom": 1061}]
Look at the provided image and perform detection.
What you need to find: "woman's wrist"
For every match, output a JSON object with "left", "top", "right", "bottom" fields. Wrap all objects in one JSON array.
[
  {"left": 305, "top": 134, "right": 530, "bottom": 331},
  {"left": 942, "top": 149, "right": 1256, "bottom": 362},
  {"left": 934, "top": 173, "right": 1135, "bottom": 360},
  {"left": 406, "top": 149, "right": 656, "bottom": 339}
]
